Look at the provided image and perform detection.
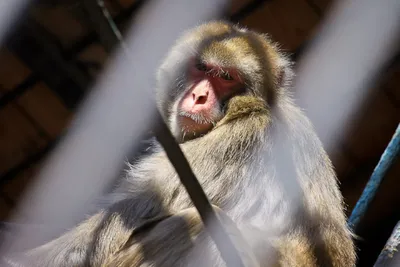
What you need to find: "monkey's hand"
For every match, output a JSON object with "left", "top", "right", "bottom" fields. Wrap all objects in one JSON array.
[{"left": 218, "top": 96, "right": 269, "bottom": 125}]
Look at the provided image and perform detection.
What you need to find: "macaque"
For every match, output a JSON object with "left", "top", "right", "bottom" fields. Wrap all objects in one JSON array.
[{"left": 6, "top": 21, "right": 356, "bottom": 266}]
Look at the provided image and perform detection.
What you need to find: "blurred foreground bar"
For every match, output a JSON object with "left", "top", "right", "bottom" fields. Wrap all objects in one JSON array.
[{"left": 374, "top": 220, "right": 400, "bottom": 267}]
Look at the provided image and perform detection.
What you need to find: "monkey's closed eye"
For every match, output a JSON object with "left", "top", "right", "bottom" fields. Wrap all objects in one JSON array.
[
  {"left": 220, "top": 72, "right": 233, "bottom": 81},
  {"left": 195, "top": 61, "right": 208, "bottom": 72}
]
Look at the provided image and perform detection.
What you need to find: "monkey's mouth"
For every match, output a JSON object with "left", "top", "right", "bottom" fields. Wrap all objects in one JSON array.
[{"left": 178, "top": 111, "right": 218, "bottom": 137}]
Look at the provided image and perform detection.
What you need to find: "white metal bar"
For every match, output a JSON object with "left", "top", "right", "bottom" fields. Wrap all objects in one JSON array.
[
  {"left": 1, "top": 0, "right": 229, "bottom": 255},
  {"left": 0, "top": 1, "right": 31, "bottom": 44}
]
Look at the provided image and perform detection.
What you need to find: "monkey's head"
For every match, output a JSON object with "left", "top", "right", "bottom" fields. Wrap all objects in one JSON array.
[{"left": 156, "top": 21, "right": 293, "bottom": 142}]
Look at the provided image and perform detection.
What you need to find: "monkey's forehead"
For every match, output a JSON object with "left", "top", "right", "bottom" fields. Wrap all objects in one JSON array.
[
  {"left": 202, "top": 35, "right": 255, "bottom": 63},
  {"left": 184, "top": 21, "right": 279, "bottom": 72}
]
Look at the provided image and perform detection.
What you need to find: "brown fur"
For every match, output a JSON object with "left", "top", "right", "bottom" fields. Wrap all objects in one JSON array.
[{"left": 9, "top": 21, "right": 356, "bottom": 267}]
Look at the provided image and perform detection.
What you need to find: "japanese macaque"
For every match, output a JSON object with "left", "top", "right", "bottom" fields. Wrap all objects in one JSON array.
[{"left": 7, "top": 21, "right": 356, "bottom": 266}]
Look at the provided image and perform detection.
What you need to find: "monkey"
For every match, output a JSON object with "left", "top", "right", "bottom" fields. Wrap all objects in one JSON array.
[{"left": 5, "top": 21, "right": 356, "bottom": 267}]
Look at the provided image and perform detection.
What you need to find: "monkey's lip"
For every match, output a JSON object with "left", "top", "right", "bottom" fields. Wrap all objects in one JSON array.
[{"left": 179, "top": 114, "right": 214, "bottom": 134}]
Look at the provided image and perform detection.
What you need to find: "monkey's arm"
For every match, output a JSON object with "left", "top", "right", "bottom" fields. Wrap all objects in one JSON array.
[
  {"left": 14, "top": 189, "right": 170, "bottom": 267},
  {"left": 22, "top": 202, "right": 259, "bottom": 267}
]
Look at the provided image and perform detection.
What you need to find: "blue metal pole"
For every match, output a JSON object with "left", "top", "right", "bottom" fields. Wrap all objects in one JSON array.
[{"left": 348, "top": 123, "right": 400, "bottom": 231}]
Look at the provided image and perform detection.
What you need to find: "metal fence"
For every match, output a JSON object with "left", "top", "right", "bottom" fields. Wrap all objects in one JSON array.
[{"left": 0, "top": 0, "right": 399, "bottom": 266}]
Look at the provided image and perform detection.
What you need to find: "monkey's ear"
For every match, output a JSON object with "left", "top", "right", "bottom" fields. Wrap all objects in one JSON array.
[
  {"left": 274, "top": 54, "right": 294, "bottom": 89},
  {"left": 258, "top": 33, "right": 294, "bottom": 89}
]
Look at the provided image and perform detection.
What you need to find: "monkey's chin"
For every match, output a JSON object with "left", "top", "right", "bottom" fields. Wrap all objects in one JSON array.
[{"left": 179, "top": 115, "right": 214, "bottom": 141}]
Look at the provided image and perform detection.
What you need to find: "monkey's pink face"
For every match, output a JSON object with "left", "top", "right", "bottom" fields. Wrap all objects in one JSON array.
[{"left": 176, "top": 60, "right": 244, "bottom": 138}]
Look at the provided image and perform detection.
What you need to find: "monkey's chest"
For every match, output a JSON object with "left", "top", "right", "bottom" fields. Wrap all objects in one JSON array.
[{"left": 165, "top": 171, "right": 292, "bottom": 232}]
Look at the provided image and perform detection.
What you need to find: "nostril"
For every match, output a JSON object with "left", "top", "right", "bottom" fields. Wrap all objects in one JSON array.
[{"left": 195, "top": 95, "right": 207, "bottom": 104}]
